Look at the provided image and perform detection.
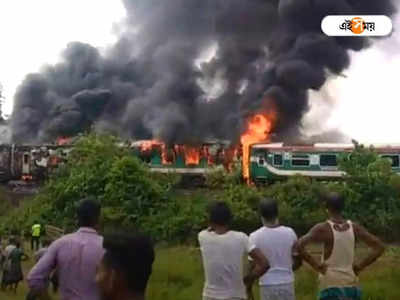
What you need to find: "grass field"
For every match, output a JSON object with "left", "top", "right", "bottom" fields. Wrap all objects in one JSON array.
[{"left": 2, "top": 245, "right": 400, "bottom": 300}]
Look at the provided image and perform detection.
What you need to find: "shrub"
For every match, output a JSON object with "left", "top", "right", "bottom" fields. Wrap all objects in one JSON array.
[
  {"left": 339, "top": 143, "right": 400, "bottom": 240},
  {"left": 0, "top": 134, "right": 171, "bottom": 236},
  {"left": 205, "top": 162, "right": 242, "bottom": 189},
  {"left": 1, "top": 138, "right": 399, "bottom": 243}
]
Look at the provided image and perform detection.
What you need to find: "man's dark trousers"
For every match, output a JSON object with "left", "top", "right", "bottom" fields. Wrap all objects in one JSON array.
[{"left": 31, "top": 236, "right": 40, "bottom": 251}]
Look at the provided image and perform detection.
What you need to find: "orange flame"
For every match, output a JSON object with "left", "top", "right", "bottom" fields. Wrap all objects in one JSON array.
[
  {"left": 240, "top": 112, "right": 275, "bottom": 182},
  {"left": 57, "top": 136, "right": 71, "bottom": 146},
  {"left": 22, "top": 174, "right": 33, "bottom": 181},
  {"left": 139, "top": 140, "right": 173, "bottom": 165},
  {"left": 161, "top": 144, "right": 172, "bottom": 165},
  {"left": 137, "top": 140, "right": 235, "bottom": 168},
  {"left": 141, "top": 140, "right": 160, "bottom": 152},
  {"left": 184, "top": 146, "right": 200, "bottom": 165},
  {"left": 223, "top": 147, "right": 236, "bottom": 172}
]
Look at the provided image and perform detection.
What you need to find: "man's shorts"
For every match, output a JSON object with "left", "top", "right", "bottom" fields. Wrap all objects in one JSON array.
[
  {"left": 318, "top": 287, "right": 362, "bottom": 300},
  {"left": 260, "top": 283, "right": 295, "bottom": 300}
]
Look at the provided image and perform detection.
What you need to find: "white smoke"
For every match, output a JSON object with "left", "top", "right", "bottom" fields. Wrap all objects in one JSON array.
[{"left": 302, "top": 11, "right": 400, "bottom": 143}]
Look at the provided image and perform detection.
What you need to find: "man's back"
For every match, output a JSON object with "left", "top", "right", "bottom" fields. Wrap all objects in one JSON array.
[
  {"left": 198, "top": 230, "right": 251, "bottom": 299},
  {"left": 32, "top": 224, "right": 41, "bottom": 237},
  {"left": 319, "top": 220, "right": 357, "bottom": 289},
  {"left": 28, "top": 227, "right": 104, "bottom": 300},
  {"left": 249, "top": 226, "right": 297, "bottom": 285},
  {"left": 298, "top": 193, "right": 385, "bottom": 300}
]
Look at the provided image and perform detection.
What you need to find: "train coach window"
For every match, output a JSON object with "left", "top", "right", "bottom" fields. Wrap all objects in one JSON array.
[
  {"left": 23, "top": 154, "right": 29, "bottom": 164},
  {"left": 381, "top": 155, "right": 400, "bottom": 168},
  {"left": 273, "top": 154, "right": 283, "bottom": 166},
  {"left": 291, "top": 155, "right": 310, "bottom": 166},
  {"left": 320, "top": 154, "right": 337, "bottom": 167}
]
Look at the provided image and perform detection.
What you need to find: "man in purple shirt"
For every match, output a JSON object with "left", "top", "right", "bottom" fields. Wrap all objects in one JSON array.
[{"left": 27, "top": 198, "right": 104, "bottom": 300}]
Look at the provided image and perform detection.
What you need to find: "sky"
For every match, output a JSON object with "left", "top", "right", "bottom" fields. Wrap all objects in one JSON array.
[
  {"left": 0, "top": 0, "right": 126, "bottom": 115},
  {"left": 0, "top": 1, "right": 399, "bottom": 143},
  {"left": 301, "top": 12, "right": 400, "bottom": 144}
]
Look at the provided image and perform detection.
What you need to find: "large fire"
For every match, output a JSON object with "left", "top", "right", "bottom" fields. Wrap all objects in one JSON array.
[
  {"left": 160, "top": 144, "right": 172, "bottom": 165},
  {"left": 139, "top": 142, "right": 202, "bottom": 166},
  {"left": 240, "top": 112, "right": 275, "bottom": 182},
  {"left": 184, "top": 146, "right": 200, "bottom": 165},
  {"left": 141, "top": 140, "right": 161, "bottom": 152},
  {"left": 139, "top": 140, "right": 173, "bottom": 165},
  {"left": 57, "top": 136, "right": 71, "bottom": 146}
]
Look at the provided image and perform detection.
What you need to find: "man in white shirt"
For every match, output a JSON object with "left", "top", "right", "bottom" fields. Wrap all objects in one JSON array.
[
  {"left": 199, "top": 201, "right": 268, "bottom": 300},
  {"left": 248, "top": 198, "right": 302, "bottom": 300}
]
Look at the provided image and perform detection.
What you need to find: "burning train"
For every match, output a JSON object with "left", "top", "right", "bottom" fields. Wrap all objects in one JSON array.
[
  {"left": 130, "top": 140, "right": 239, "bottom": 174},
  {"left": 0, "top": 144, "right": 72, "bottom": 182},
  {"left": 1, "top": 129, "right": 399, "bottom": 185},
  {"left": 130, "top": 140, "right": 400, "bottom": 184},
  {"left": 7, "top": 0, "right": 397, "bottom": 187},
  {"left": 0, "top": 139, "right": 238, "bottom": 183}
]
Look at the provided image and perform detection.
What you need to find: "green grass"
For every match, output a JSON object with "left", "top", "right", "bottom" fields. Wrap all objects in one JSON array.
[
  {"left": 147, "top": 246, "right": 400, "bottom": 300},
  {"left": 2, "top": 245, "right": 400, "bottom": 300}
]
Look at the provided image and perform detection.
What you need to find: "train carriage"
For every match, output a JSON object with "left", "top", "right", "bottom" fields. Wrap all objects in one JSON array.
[
  {"left": 0, "top": 144, "right": 73, "bottom": 182},
  {"left": 130, "top": 140, "right": 233, "bottom": 174},
  {"left": 249, "top": 143, "right": 400, "bottom": 184}
]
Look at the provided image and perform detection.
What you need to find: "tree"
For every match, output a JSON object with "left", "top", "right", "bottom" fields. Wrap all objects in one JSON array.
[{"left": 339, "top": 141, "right": 400, "bottom": 239}]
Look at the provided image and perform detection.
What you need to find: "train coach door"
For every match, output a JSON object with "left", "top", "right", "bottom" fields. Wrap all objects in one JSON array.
[{"left": 22, "top": 152, "right": 30, "bottom": 174}]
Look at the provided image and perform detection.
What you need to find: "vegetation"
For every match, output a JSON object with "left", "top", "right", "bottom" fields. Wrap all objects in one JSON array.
[
  {"left": 148, "top": 246, "right": 400, "bottom": 300},
  {"left": 339, "top": 142, "right": 400, "bottom": 239},
  {"left": 3, "top": 245, "right": 400, "bottom": 300},
  {"left": 0, "top": 135, "right": 399, "bottom": 242},
  {"left": 0, "top": 134, "right": 178, "bottom": 239},
  {"left": 0, "top": 135, "right": 399, "bottom": 300}
]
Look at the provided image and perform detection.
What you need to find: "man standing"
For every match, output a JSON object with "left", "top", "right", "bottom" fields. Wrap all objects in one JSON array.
[
  {"left": 198, "top": 201, "right": 268, "bottom": 300},
  {"left": 247, "top": 198, "right": 301, "bottom": 300},
  {"left": 298, "top": 192, "right": 385, "bottom": 300},
  {"left": 95, "top": 232, "right": 155, "bottom": 300},
  {"left": 2, "top": 237, "right": 17, "bottom": 290},
  {"left": 28, "top": 198, "right": 104, "bottom": 300},
  {"left": 31, "top": 221, "right": 42, "bottom": 252}
]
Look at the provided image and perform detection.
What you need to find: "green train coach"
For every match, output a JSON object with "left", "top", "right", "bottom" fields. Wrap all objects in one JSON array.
[
  {"left": 249, "top": 143, "right": 400, "bottom": 184},
  {"left": 130, "top": 140, "right": 234, "bottom": 174}
]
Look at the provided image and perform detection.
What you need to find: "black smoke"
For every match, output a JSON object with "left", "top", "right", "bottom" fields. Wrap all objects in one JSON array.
[{"left": 11, "top": 0, "right": 397, "bottom": 144}]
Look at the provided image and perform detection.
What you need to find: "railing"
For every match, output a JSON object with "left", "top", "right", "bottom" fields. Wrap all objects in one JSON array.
[{"left": 45, "top": 225, "right": 64, "bottom": 240}]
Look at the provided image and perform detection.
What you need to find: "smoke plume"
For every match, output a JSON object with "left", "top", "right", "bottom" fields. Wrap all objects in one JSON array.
[{"left": 11, "top": 0, "right": 397, "bottom": 144}]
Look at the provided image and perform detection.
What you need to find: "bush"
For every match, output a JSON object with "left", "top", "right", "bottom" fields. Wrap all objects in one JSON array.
[
  {"left": 218, "top": 184, "right": 262, "bottom": 234},
  {"left": 1, "top": 138, "right": 399, "bottom": 243},
  {"left": 205, "top": 162, "right": 242, "bottom": 189},
  {"left": 0, "top": 134, "right": 173, "bottom": 237},
  {"left": 339, "top": 143, "right": 400, "bottom": 240},
  {"left": 214, "top": 143, "right": 400, "bottom": 240},
  {"left": 262, "top": 176, "right": 329, "bottom": 235},
  {"left": 214, "top": 176, "right": 330, "bottom": 235}
]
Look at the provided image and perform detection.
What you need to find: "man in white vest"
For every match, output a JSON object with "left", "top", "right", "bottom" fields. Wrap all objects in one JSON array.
[{"left": 298, "top": 192, "right": 385, "bottom": 300}]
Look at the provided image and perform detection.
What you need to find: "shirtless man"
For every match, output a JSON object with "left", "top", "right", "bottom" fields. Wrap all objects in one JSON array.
[{"left": 298, "top": 192, "right": 385, "bottom": 300}]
